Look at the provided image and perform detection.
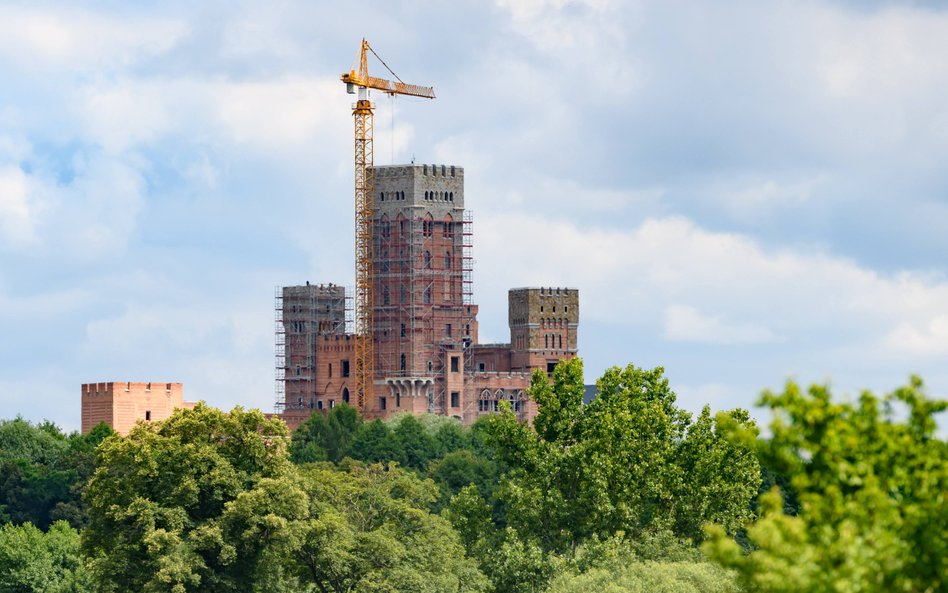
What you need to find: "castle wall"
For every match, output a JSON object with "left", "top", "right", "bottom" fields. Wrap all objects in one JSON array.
[
  {"left": 276, "top": 163, "right": 580, "bottom": 429},
  {"left": 81, "top": 382, "right": 193, "bottom": 435}
]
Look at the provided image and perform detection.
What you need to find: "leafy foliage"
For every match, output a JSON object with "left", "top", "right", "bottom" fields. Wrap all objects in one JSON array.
[
  {"left": 704, "top": 377, "right": 948, "bottom": 593},
  {"left": 479, "top": 359, "right": 761, "bottom": 555},
  {"left": 0, "top": 520, "right": 94, "bottom": 593},
  {"left": 290, "top": 403, "right": 362, "bottom": 463},
  {"left": 10, "top": 357, "right": 939, "bottom": 593},
  {"left": 292, "top": 463, "right": 487, "bottom": 593},
  {"left": 83, "top": 403, "right": 298, "bottom": 592},
  {"left": 544, "top": 559, "right": 740, "bottom": 593},
  {"left": 0, "top": 419, "right": 114, "bottom": 530}
]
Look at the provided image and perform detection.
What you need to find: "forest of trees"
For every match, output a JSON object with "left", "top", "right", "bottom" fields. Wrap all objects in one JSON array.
[{"left": 0, "top": 358, "right": 945, "bottom": 592}]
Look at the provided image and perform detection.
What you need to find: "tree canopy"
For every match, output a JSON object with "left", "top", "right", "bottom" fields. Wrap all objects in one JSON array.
[
  {"left": 704, "top": 377, "right": 948, "bottom": 593},
  {"left": 8, "top": 357, "right": 944, "bottom": 593},
  {"left": 476, "top": 359, "right": 761, "bottom": 554},
  {"left": 0, "top": 520, "right": 93, "bottom": 593},
  {"left": 0, "top": 418, "right": 114, "bottom": 530}
]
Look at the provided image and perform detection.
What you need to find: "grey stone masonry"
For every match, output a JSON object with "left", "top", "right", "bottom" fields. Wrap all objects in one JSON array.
[{"left": 373, "top": 164, "right": 464, "bottom": 219}]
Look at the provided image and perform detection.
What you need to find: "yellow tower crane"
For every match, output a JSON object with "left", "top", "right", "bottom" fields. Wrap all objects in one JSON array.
[{"left": 341, "top": 39, "right": 435, "bottom": 412}]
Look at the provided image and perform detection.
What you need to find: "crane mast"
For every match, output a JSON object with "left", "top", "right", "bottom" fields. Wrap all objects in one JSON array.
[
  {"left": 352, "top": 89, "right": 374, "bottom": 413},
  {"left": 342, "top": 40, "right": 434, "bottom": 412}
]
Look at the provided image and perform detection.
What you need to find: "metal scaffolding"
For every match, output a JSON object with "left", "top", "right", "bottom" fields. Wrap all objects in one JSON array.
[
  {"left": 275, "top": 283, "right": 349, "bottom": 413},
  {"left": 274, "top": 287, "right": 285, "bottom": 414},
  {"left": 373, "top": 209, "right": 474, "bottom": 388}
]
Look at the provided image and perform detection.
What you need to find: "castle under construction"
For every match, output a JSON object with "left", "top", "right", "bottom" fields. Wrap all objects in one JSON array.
[{"left": 275, "top": 164, "right": 578, "bottom": 428}]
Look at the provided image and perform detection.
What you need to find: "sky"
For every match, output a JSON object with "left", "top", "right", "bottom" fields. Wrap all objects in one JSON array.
[{"left": 2, "top": 0, "right": 948, "bottom": 431}]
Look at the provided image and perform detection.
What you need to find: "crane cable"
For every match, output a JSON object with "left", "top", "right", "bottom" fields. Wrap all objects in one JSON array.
[{"left": 367, "top": 43, "right": 407, "bottom": 85}]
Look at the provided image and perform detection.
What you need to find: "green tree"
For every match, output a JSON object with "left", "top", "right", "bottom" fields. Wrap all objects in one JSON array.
[
  {"left": 544, "top": 559, "right": 739, "bottom": 593},
  {"left": 0, "top": 520, "right": 94, "bottom": 593},
  {"left": 347, "top": 419, "right": 395, "bottom": 463},
  {"left": 0, "top": 419, "right": 113, "bottom": 530},
  {"left": 324, "top": 403, "right": 361, "bottom": 461},
  {"left": 390, "top": 414, "right": 438, "bottom": 470},
  {"left": 431, "top": 421, "right": 472, "bottom": 457},
  {"left": 428, "top": 450, "right": 500, "bottom": 509},
  {"left": 83, "top": 403, "right": 303, "bottom": 592},
  {"left": 292, "top": 463, "right": 487, "bottom": 593},
  {"left": 290, "top": 413, "right": 329, "bottom": 463},
  {"left": 704, "top": 377, "right": 948, "bottom": 593},
  {"left": 0, "top": 418, "right": 69, "bottom": 465},
  {"left": 481, "top": 359, "right": 760, "bottom": 553},
  {"left": 290, "top": 404, "right": 363, "bottom": 464},
  {"left": 672, "top": 406, "right": 760, "bottom": 540}
]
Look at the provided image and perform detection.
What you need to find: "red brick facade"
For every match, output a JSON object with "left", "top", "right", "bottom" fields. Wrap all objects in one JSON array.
[{"left": 81, "top": 381, "right": 195, "bottom": 435}]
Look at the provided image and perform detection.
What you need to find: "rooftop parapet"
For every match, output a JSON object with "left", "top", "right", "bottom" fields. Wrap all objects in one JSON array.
[{"left": 372, "top": 164, "right": 465, "bottom": 215}]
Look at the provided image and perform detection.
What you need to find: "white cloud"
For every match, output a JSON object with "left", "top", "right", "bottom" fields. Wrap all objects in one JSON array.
[
  {"left": 213, "top": 77, "right": 347, "bottom": 151},
  {"left": 663, "top": 304, "right": 778, "bottom": 344},
  {"left": 883, "top": 315, "right": 948, "bottom": 356},
  {"left": 0, "top": 6, "right": 184, "bottom": 73},
  {"left": 0, "top": 166, "right": 39, "bottom": 246},
  {"left": 719, "top": 175, "right": 827, "bottom": 224},
  {"left": 68, "top": 75, "right": 351, "bottom": 160},
  {"left": 475, "top": 212, "right": 948, "bottom": 364},
  {"left": 0, "top": 155, "right": 146, "bottom": 258},
  {"left": 80, "top": 297, "right": 275, "bottom": 411}
]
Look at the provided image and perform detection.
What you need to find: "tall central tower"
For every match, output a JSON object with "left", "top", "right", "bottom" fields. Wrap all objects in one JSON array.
[{"left": 371, "top": 164, "right": 477, "bottom": 414}]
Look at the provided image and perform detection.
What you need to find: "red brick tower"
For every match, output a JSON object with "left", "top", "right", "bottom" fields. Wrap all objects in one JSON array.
[{"left": 370, "top": 164, "right": 477, "bottom": 415}]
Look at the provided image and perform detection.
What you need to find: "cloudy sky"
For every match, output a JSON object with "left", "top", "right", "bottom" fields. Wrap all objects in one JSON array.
[{"left": 2, "top": 0, "right": 947, "bottom": 430}]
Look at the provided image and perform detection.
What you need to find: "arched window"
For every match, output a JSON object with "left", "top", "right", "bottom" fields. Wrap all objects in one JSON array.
[
  {"left": 544, "top": 334, "right": 549, "bottom": 349},
  {"left": 400, "top": 354, "right": 406, "bottom": 371},
  {"left": 444, "top": 250, "right": 451, "bottom": 269},
  {"left": 380, "top": 191, "right": 385, "bottom": 202},
  {"left": 449, "top": 192, "right": 454, "bottom": 201},
  {"left": 559, "top": 334, "right": 563, "bottom": 349},
  {"left": 342, "top": 388, "right": 349, "bottom": 403},
  {"left": 424, "top": 191, "right": 429, "bottom": 200},
  {"left": 424, "top": 250, "right": 432, "bottom": 268}
]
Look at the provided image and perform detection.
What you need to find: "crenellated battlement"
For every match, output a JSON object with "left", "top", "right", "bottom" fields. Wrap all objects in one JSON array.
[
  {"left": 372, "top": 164, "right": 465, "bottom": 214},
  {"left": 81, "top": 381, "right": 190, "bottom": 435},
  {"left": 81, "top": 381, "right": 181, "bottom": 396}
]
